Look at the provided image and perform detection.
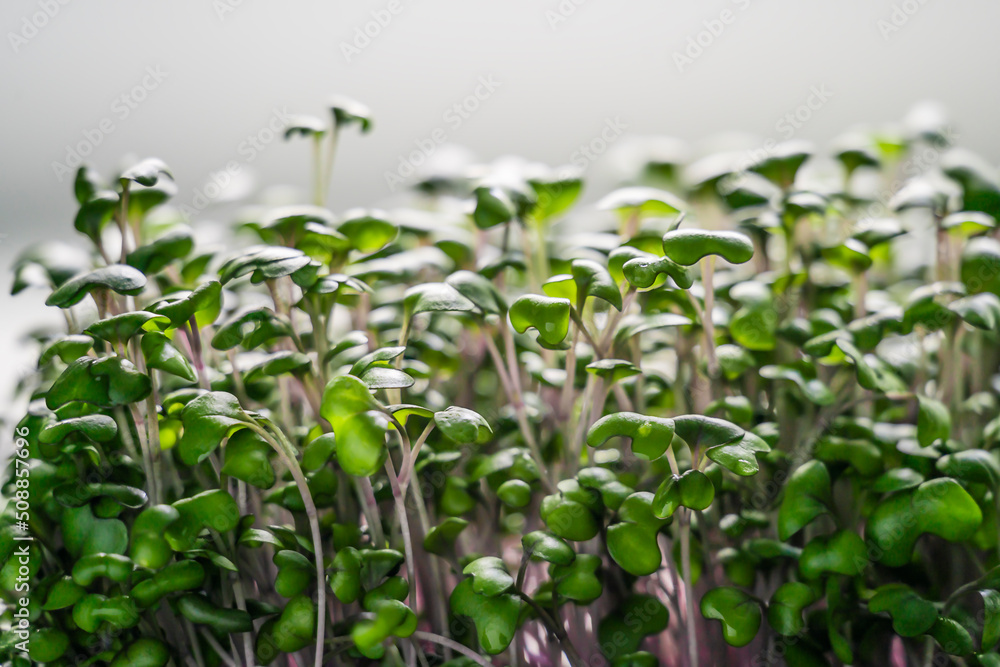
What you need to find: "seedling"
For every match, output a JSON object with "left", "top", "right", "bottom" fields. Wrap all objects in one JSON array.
[{"left": 7, "top": 99, "right": 1000, "bottom": 667}]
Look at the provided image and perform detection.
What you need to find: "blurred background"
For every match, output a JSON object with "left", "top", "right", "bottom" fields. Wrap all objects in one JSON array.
[{"left": 2, "top": 0, "right": 999, "bottom": 420}]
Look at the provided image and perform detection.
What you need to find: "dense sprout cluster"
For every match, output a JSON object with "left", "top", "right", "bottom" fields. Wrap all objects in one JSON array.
[{"left": 5, "top": 99, "right": 1000, "bottom": 667}]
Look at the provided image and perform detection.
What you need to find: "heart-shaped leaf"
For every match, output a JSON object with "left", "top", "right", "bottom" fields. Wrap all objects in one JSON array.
[
  {"left": 449, "top": 578, "right": 521, "bottom": 654},
  {"left": 587, "top": 412, "right": 675, "bottom": 461},
  {"left": 866, "top": 478, "right": 982, "bottom": 566},
  {"left": 868, "top": 584, "right": 937, "bottom": 637},
  {"left": 509, "top": 294, "right": 571, "bottom": 349},
  {"left": 662, "top": 229, "right": 754, "bottom": 266},
  {"left": 767, "top": 582, "right": 818, "bottom": 636},
  {"left": 46, "top": 265, "right": 147, "bottom": 308},
  {"left": 778, "top": 461, "right": 832, "bottom": 540},
  {"left": 434, "top": 406, "right": 493, "bottom": 445},
  {"left": 700, "top": 587, "right": 762, "bottom": 647}
]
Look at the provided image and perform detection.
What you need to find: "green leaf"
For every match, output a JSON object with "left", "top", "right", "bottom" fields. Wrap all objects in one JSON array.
[
  {"left": 39, "top": 334, "right": 94, "bottom": 366},
  {"left": 165, "top": 489, "right": 241, "bottom": 552},
  {"left": 700, "top": 587, "right": 762, "bottom": 647},
  {"left": 330, "top": 548, "right": 362, "bottom": 603},
  {"left": 571, "top": 258, "right": 622, "bottom": 310},
  {"left": 866, "top": 478, "right": 982, "bottom": 566},
  {"left": 705, "top": 431, "right": 770, "bottom": 476},
  {"left": 446, "top": 270, "right": 507, "bottom": 315},
  {"left": 61, "top": 504, "right": 128, "bottom": 558},
  {"left": 760, "top": 365, "right": 835, "bottom": 406},
  {"left": 587, "top": 412, "right": 675, "bottom": 461},
  {"left": 273, "top": 550, "right": 314, "bottom": 598},
  {"left": 777, "top": 461, "right": 832, "bottom": 540},
  {"left": 127, "top": 226, "right": 194, "bottom": 274},
  {"left": 141, "top": 332, "right": 197, "bottom": 382},
  {"left": 917, "top": 395, "right": 951, "bottom": 447},
  {"left": 868, "top": 584, "right": 937, "bottom": 636},
  {"left": 53, "top": 482, "right": 147, "bottom": 510},
  {"left": 330, "top": 95, "right": 373, "bottom": 132},
  {"left": 551, "top": 553, "right": 602, "bottom": 604},
  {"left": 178, "top": 391, "right": 251, "bottom": 466},
  {"left": 586, "top": 359, "right": 641, "bottom": 385},
  {"left": 221, "top": 429, "right": 277, "bottom": 489},
  {"left": 449, "top": 578, "right": 521, "bottom": 654},
  {"left": 982, "top": 590, "right": 1000, "bottom": 650},
  {"left": 462, "top": 557, "right": 514, "bottom": 597},
  {"left": 661, "top": 229, "right": 754, "bottom": 266},
  {"left": 302, "top": 433, "right": 337, "bottom": 472},
  {"left": 85, "top": 311, "right": 169, "bottom": 346},
  {"left": 522, "top": 531, "right": 575, "bottom": 566},
  {"left": 472, "top": 186, "right": 515, "bottom": 229},
  {"left": 509, "top": 294, "right": 571, "bottom": 349},
  {"left": 821, "top": 239, "right": 872, "bottom": 274},
  {"left": 46, "top": 265, "right": 147, "bottom": 308},
  {"left": 218, "top": 246, "right": 311, "bottom": 284},
  {"left": 622, "top": 254, "right": 694, "bottom": 290},
  {"left": 672, "top": 414, "right": 744, "bottom": 449},
  {"left": 652, "top": 470, "right": 714, "bottom": 518},
  {"left": 949, "top": 292, "right": 1000, "bottom": 330},
  {"left": 120, "top": 158, "right": 172, "bottom": 186},
  {"left": 936, "top": 449, "right": 1000, "bottom": 487},
  {"left": 598, "top": 595, "right": 669, "bottom": 658},
  {"left": 497, "top": 479, "right": 532, "bottom": 508},
  {"left": 40, "top": 414, "right": 117, "bottom": 443},
  {"left": 212, "top": 307, "right": 292, "bottom": 350},
  {"left": 73, "top": 191, "right": 119, "bottom": 242},
  {"left": 607, "top": 492, "right": 669, "bottom": 576},
  {"left": 540, "top": 493, "right": 600, "bottom": 542},
  {"left": 528, "top": 174, "right": 582, "bottom": 222},
  {"left": 423, "top": 518, "right": 468, "bottom": 556},
  {"left": 798, "top": 530, "right": 868, "bottom": 579},
  {"left": 338, "top": 213, "right": 397, "bottom": 253},
  {"left": 434, "top": 406, "right": 492, "bottom": 444},
  {"left": 283, "top": 115, "right": 326, "bottom": 139},
  {"left": 597, "top": 186, "right": 686, "bottom": 217},
  {"left": 729, "top": 282, "right": 777, "bottom": 351},
  {"left": 767, "top": 582, "right": 818, "bottom": 636},
  {"left": 929, "top": 616, "right": 974, "bottom": 656},
  {"left": 403, "top": 282, "right": 478, "bottom": 317},
  {"left": 149, "top": 280, "right": 222, "bottom": 328}
]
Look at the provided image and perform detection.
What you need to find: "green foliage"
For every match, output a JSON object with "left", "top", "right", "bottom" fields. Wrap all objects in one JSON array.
[{"left": 8, "top": 100, "right": 1000, "bottom": 667}]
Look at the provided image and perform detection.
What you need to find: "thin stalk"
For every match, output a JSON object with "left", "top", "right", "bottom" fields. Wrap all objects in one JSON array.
[
  {"left": 312, "top": 134, "right": 325, "bottom": 206},
  {"left": 119, "top": 182, "right": 131, "bottom": 263},
  {"left": 250, "top": 423, "right": 326, "bottom": 667},
  {"left": 516, "top": 592, "right": 586, "bottom": 667},
  {"left": 701, "top": 256, "right": 718, "bottom": 382},
  {"left": 679, "top": 511, "right": 699, "bottom": 667},
  {"left": 323, "top": 127, "right": 341, "bottom": 204},
  {"left": 358, "top": 476, "right": 386, "bottom": 546},
  {"left": 399, "top": 422, "right": 435, "bottom": 492},
  {"left": 496, "top": 325, "right": 555, "bottom": 492},
  {"left": 384, "top": 456, "right": 417, "bottom": 615},
  {"left": 560, "top": 327, "right": 580, "bottom": 422},
  {"left": 665, "top": 448, "right": 698, "bottom": 667},
  {"left": 183, "top": 618, "right": 207, "bottom": 667},
  {"left": 412, "top": 632, "right": 491, "bottom": 667},
  {"left": 199, "top": 628, "right": 239, "bottom": 667}
]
